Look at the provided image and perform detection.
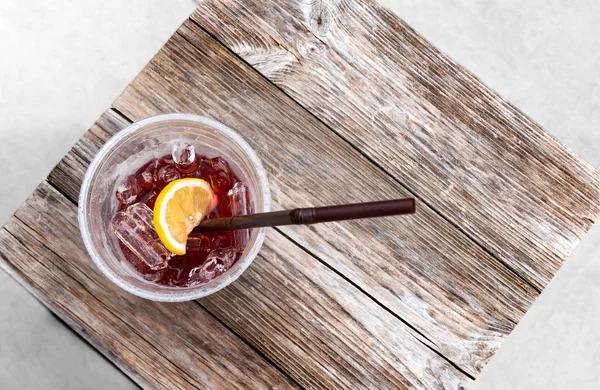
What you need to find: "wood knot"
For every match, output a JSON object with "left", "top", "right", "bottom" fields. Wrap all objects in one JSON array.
[
  {"left": 309, "top": 1, "right": 332, "bottom": 37},
  {"left": 297, "top": 42, "right": 319, "bottom": 58}
]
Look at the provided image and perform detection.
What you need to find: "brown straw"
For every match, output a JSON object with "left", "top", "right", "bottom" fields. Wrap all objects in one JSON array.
[{"left": 193, "top": 198, "right": 415, "bottom": 233}]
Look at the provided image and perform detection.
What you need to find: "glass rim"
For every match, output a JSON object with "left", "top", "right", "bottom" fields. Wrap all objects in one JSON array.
[{"left": 78, "top": 113, "right": 271, "bottom": 302}]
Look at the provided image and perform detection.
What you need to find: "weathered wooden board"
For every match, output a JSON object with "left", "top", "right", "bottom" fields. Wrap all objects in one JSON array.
[
  {"left": 191, "top": 0, "right": 600, "bottom": 291},
  {"left": 0, "top": 0, "right": 597, "bottom": 388},
  {"left": 110, "top": 24, "right": 539, "bottom": 377},
  {"left": 0, "top": 184, "right": 296, "bottom": 390},
  {"left": 6, "top": 146, "right": 471, "bottom": 389}
]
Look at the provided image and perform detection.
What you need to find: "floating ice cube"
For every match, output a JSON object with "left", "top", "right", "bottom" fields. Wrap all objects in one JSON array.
[
  {"left": 187, "top": 266, "right": 207, "bottom": 285},
  {"left": 229, "top": 182, "right": 249, "bottom": 214},
  {"left": 172, "top": 142, "right": 199, "bottom": 174},
  {"left": 228, "top": 182, "right": 250, "bottom": 251},
  {"left": 196, "top": 158, "right": 212, "bottom": 178},
  {"left": 111, "top": 203, "right": 171, "bottom": 270},
  {"left": 198, "top": 156, "right": 231, "bottom": 193},
  {"left": 158, "top": 165, "right": 181, "bottom": 185},
  {"left": 210, "top": 234, "right": 231, "bottom": 249},
  {"left": 210, "top": 156, "right": 230, "bottom": 172},
  {"left": 143, "top": 269, "right": 166, "bottom": 283},
  {"left": 204, "top": 247, "right": 236, "bottom": 281},
  {"left": 179, "top": 161, "right": 199, "bottom": 176},
  {"left": 166, "top": 267, "right": 185, "bottom": 286},
  {"left": 186, "top": 233, "right": 211, "bottom": 255},
  {"left": 138, "top": 188, "right": 160, "bottom": 209},
  {"left": 138, "top": 158, "right": 159, "bottom": 189},
  {"left": 209, "top": 171, "right": 232, "bottom": 194},
  {"left": 172, "top": 142, "right": 195, "bottom": 166},
  {"left": 186, "top": 247, "right": 236, "bottom": 286},
  {"left": 115, "top": 176, "right": 140, "bottom": 205}
]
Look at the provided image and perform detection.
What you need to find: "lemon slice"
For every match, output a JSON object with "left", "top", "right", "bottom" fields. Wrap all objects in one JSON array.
[{"left": 154, "top": 178, "right": 215, "bottom": 255}]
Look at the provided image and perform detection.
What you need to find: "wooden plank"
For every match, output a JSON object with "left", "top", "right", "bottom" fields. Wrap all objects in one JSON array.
[
  {"left": 0, "top": 183, "right": 297, "bottom": 390},
  {"left": 11, "top": 180, "right": 470, "bottom": 389},
  {"left": 204, "top": 229, "right": 470, "bottom": 389},
  {"left": 102, "top": 24, "right": 539, "bottom": 377},
  {"left": 190, "top": 0, "right": 600, "bottom": 290},
  {"left": 47, "top": 109, "right": 476, "bottom": 388}
]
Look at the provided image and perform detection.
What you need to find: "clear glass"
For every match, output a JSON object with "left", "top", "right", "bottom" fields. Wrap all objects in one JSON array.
[{"left": 79, "top": 114, "right": 271, "bottom": 302}]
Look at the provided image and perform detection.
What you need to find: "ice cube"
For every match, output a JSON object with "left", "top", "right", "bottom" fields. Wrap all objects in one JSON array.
[
  {"left": 203, "top": 247, "right": 236, "bottom": 277},
  {"left": 228, "top": 182, "right": 250, "bottom": 251},
  {"left": 195, "top": 156, "right": 231, "bottom": 193},
  {"left": 111, "top": 203, "right": 171, "bottom": 270},
  {"left": 229, "top": 182, "right": 249, "bottom": 214},
  {"left": 188, "top": 247, "right": 236, "bottom": 285},
  {"left": 166, "top": 267, "right": 185, "bottom": 286},
  {"left": 143, "top": 269, "right": 166, "bottom": 283},
  {"left": 211, "top": 157, "right": 230, "bottom": 172},
  {"left": 172, "top": 142, "right": 198, "bottom": 174},
  {"left": 209, "top": 171, "right": 232, "bottom": 194},
  {"left": 172, "top": 142, "right": 195, "bottom": 165},
  {"left": 186, "top": 233, "right": 211, "bottom": 254},
  {"left": 115, "top": 176, "right": 140, "bottom": 205},
  {"left": 138, "top": 158, "right": 159, "bottom": 189},
  {"left": 186, "top": 247, "right": 236, "bottom": 286},
  {"left": 196, "top": 158, "right": 213, "bottom": 179},
  {"left": 158, "top": 165, "right": 181, "bottom": 185},
  {"left": 210, "top": 234, "right": 231, "bottom": 249},
  {"left": 179, "top": 159, "right": 199, "bottom": 176},
  {"left": 138, "top": 188, "right": 160, "bottom": 209},
  {"left": 187, "top": 266, "right": 207, "bottom": 285}
]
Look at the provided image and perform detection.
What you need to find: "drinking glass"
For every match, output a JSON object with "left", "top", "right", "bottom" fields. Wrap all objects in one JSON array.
[{"left": 79, "top": 114, "right": 271, "bottom": 301}]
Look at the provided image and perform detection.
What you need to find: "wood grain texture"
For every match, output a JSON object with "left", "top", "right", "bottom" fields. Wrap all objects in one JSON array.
[
  {"left": 22, "top": 147, "right": 470, "bottom": 389},
  {"left": 191, "top": 0, "right": 600, "bottom": 290},
  {"left": 203, "top": 230, "right": 470, "bottom": 389},
  {"left": 108, "top": 24, "right": 539, "bottom": 377},
  {"left": 0, "top": 183, "right": 297, "bottom": 390},
  {"left": 1, "top": 1, "right": 596, "bottom": 387}
]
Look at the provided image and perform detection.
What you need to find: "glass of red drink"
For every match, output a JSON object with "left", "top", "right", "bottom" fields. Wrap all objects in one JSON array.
[{"left": 79, "top": 114, "right": 270, "bottom": 301}]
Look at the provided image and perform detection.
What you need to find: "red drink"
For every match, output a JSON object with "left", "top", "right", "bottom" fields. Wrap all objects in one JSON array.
[{"left": 112, "top": 144, "right": 251, "bottom": 287}]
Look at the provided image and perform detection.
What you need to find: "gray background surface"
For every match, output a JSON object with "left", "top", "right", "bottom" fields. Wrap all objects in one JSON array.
[{"left": 1, "top": 0, "right": 598, "bottom": 388}]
